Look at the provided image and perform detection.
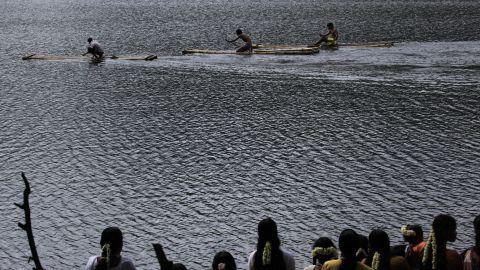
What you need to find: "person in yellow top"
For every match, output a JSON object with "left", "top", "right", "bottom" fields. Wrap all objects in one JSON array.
[
  {"left": 313, "top": 23, "right": 339, "bottom": 49},
  {"left": 323, "top": 229, "right": 373, "bottom": 270},
  {"left": 363, "top": 229, "right": 410, "bottom": 270}
]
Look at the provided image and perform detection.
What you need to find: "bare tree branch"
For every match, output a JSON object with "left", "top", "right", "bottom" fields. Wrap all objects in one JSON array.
[{"left": 15, "top": 173, "right": 43, "bottom": 270}]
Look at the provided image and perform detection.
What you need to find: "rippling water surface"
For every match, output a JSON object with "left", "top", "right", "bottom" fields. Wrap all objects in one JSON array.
[{"left": 1, "top": 0, "right": 479, "bottom": 269}]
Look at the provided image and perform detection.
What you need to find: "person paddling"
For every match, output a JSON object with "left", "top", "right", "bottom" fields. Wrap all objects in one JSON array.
[
  {"left": 83, "top": 37, "right": 104, "bottom": 59},
  {"left": 313, "top": 23, "right": 339, "bottom": 48},
  {"left": 226, "top": 29, "right": 253, "bottom": 53}
]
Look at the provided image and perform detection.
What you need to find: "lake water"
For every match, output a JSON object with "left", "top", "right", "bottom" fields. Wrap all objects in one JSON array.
[{"left": 1, "top": 0, "right": 479, "bottom": 269}]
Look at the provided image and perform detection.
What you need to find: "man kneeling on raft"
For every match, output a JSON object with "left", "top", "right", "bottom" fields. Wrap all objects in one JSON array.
[
  {"left": 83, "top": 37, "right": 104, "bottom": 59},
  {"left": 227, "top": 29, "right": 253, "bottom": 53},
  {"left": 313, "top": 22, "right": 339, "bottom": 48}
]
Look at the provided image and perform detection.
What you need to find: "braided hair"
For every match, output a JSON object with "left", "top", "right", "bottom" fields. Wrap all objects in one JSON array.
[
  {"left": 253, "top": 218, "right": 286, "bottom": 270},
  {"left": 423, "top": 214, "right": 456, "bottom": 270},
  {"left": 338, "top": 229, "right": 360, "bottom": 270},
  {"left": 95, "top": 227, "right": 123, "bottom": 270},
  {"left": 365, "top": 229, "right": 391, "bottom": 270}
]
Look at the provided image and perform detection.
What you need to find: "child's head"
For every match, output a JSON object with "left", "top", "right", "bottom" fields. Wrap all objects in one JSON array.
[{"left": 212, "top": 251, "right": 236, "bottom": 270}]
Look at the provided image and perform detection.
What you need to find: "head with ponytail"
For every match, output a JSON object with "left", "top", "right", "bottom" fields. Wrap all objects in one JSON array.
[
  {"left": 212, "top": 251, "right": 237, "bottom": 270},
  {"left": 423, "top": 214, "right": 457, "bottom": 270},
  {"left": 366, "top": 229, "right": 391, "bottom": 270},
  {"left": 338, "top": 229, "right": 360, "bottom": 270},
  {"left": 253, "top": 218, "right": 285, "bottom": 270},
  {"left": 96, "top": 227, "right": 123, "bottom": 270}
]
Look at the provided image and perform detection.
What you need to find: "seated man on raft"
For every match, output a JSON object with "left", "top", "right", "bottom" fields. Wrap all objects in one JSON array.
[
  {"left": 83, "top": 37, "right": 104, "bottom": 59},
  {"left": 227, "top": 29, "right": 253, "bottom": 53},
  {"left": 313, "top": 22, "right": 339, "bottom": 48}
]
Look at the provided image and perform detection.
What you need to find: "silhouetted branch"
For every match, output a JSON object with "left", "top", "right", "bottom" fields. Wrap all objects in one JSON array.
[
  {"left": 15, "top": 173, "right": 43, "bottom": 270},
  {"left": 153, "top": 243, "right": 174, "bottom": 270}
]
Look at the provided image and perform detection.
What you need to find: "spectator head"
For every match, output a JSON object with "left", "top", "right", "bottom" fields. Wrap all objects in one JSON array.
[
  {"left": 423, "top": 214, "right": 457, "bottom": 270},
  {"left": 366, "top": 229, "right": 391, "bottom": 270},
  {"left": 311, "top": 237, "right": 338, "bottom": 265},
  {"left": 432, "top": 214, "right": 456, "bottom": 243},
  {"left": 339, "top": 229, "right": 359, "bottom": 259},
  {"left": 212, "top": 251, "right": 236, "bottom": 270},
  {"left": 254, "top": 218, "right": 285, "bottom": 270},
  {"left": 401, "top": 224, "right": 424, "bottom": 245},
  {"left": 100, "top": 227, "right": 123, "bottom": 255},
  {"left": 356, "top": 234, "right": 369, "bottom": 261}
]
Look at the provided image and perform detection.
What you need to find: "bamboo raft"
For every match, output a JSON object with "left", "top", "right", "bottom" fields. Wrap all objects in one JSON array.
[
  {"left": 253, "top": 41, "right": 395, "bottom": 49},
  {"left": 182, "top": 41, "right": 393, "bottom": 55},
  {"left": 182, "top": 47, "right": 320, "bottom": 55},
  {"left": 22, "top": 54, "right": 158, "bottom": 61}
]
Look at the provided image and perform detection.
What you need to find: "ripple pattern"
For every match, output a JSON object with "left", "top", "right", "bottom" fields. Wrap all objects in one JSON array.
[{"left": 1, "top": 0, "right": 480, "bottom": 269}]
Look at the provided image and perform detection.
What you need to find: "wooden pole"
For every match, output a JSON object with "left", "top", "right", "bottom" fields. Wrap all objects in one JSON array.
[{"left": 15, "top": 173, "right": 43, "bottom": 270}]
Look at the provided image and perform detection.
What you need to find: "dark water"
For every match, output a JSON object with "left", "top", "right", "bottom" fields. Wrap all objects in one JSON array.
[{"left": 1, "top": 0, "right": 480, "bottom": 269}]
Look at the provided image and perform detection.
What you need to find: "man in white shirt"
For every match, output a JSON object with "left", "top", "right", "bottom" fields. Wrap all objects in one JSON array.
[{"left": 83, "top": 37, "right": 104, "bottom": 59}]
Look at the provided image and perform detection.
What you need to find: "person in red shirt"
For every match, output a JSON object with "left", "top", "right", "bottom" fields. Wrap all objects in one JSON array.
[{"left": 401, "top": 224, "right": 427, "bottom": 270}]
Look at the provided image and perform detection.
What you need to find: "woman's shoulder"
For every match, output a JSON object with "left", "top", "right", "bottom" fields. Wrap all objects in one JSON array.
[
  {"left": 390, "top": 256, "right": 410, "bottom": 270},
  {"left": 85, "top": 256, "right": 99, "bottom": 270},
  {"left": 280, "top": 248, "right": 294, "bottom": 258},
  {"left": 119, "top": 256, "right": 136, "bottom": 270},
  {"left": 322, "top": 259, "right": 370, "bottom": 270},
  {"left": 248, "top": 250, "right": 256, "bottom": 260},
  {"left": 280, "top": 248, "right": 295, "bottom": 269},
  {"left": 445, "top": 249, "right": 462, "bottom": 270},
  {"left": 357, "top": 261, "right": 374, "bottom": 270},
  {"left": 322, "top": 259, "right": 342, "bottom": 269},
  {"left": 304, "top": 265, "right": 318, "bottom": 270},
  {"left": 446, "top": 249, "right": 462, "bottom": 263},
  {"left": 446, "top": 249, "right": 461, "bottom": 257}
]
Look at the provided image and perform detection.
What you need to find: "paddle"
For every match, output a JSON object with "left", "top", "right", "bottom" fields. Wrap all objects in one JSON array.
[
  {"left": 226, "top": 37, "right": 254, "bottom": 54},
  {"left": 225, "top": 38, "right": 240, "bottom": 48}
]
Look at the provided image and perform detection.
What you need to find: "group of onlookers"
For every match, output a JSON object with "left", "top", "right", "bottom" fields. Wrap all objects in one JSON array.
[{"left": 85, "top": 214, "right": 480, "bottom": 270}]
